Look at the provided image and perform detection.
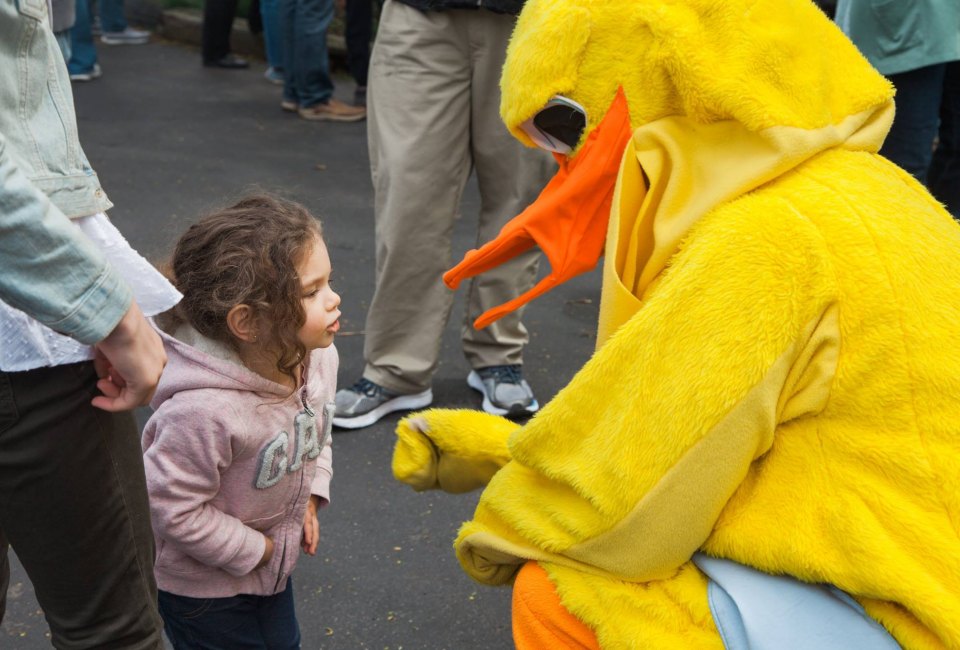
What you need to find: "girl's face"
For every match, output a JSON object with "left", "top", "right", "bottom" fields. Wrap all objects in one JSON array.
[{"left": 297, "top": 237, "right": 341, "bottom": 350}]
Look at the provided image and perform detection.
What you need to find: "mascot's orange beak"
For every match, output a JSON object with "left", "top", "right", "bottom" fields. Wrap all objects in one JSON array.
[{"left": 444, "top": 88, "right": 633, "bottom": 329}]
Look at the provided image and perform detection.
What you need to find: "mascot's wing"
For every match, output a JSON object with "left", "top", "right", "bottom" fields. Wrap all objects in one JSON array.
[
  {"left": 393, "top": 409, "right": 518, "bottom": 494},
  {"left": 454, "top": 196, "right": 841, "bottom": 585}
]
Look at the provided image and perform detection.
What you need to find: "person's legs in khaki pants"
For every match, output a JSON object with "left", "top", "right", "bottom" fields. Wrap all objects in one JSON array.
[
  {"left": 364, "top": 1, "right": 473, "bottom": 396},
  {"left": 335, "top": 1, "right": 550, "bottom": 427}
]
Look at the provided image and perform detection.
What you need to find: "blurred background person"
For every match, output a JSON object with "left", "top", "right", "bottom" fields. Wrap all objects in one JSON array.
[
  {"left": 203, "top": 0, "right": 249, "bottom": 68},
  {"left": 836, "top": 0, "right": 960, "bottom": 218},
  {"left": 279, "top": 0, "right": 366, "bottom": 120},
  {"left": 256, "top": 0, "right": 286, "bottom": 83},
  {"left": 69, "top": 0, "right": 149, "bottom": 81},
  {"left": 928, "top": 61, "right": 959, "bottom": 218},
  {"left": 52, "top": 0, "right": 76, "bottom": 62},
  {"left": 344, "top": 0, "right": 377, "bottom": 106}
]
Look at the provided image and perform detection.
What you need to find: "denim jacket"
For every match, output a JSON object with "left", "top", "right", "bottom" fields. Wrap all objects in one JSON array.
[{"left": 0, "top": 0, "right": 131, "bottom": 345}]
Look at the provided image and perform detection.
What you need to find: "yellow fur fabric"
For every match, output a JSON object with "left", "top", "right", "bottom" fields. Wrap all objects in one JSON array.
[
  {"left": 455, "top": 149, "right": 960, "bottom": 649},
  {"left": 393, "top": 410, "right": 516, "bottom": 493},
  {"left": 394, "top": 1, "right": 960, "bottom": 648},
  {"left": 501, "top": 0, "right": 891, "bottom": 147},
  {"left": 544, "top": 562, "right": 722, "bottom": 650}
]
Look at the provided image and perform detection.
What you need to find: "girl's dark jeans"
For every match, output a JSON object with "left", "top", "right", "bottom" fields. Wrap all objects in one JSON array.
[{"left": 159, "top": 578, "right": 301, "bottom": 649}]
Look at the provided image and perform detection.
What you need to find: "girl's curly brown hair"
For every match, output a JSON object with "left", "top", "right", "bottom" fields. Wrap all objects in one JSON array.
[{"left": 168, "top": 194, "right": 323, "bottom": 384}]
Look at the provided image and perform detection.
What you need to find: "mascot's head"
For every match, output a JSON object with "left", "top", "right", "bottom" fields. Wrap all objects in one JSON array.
[{"left": 445, "top": 0, "right": 892, "bottom": 329}]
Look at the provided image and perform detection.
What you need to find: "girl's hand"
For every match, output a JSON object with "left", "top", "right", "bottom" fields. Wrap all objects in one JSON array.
[
  {"left": 255, "top": 534, "right": 275, "bottom": 569},
  {"left": 301, "top": 495, "right": 321, "bottom": 555}
]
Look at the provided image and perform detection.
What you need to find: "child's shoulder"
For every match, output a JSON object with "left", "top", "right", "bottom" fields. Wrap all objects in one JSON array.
[
  {"left": 308, "top": 344, "right": 339, "bottom": 377},
  {"left": 153, "top": 387, "right": 235, "bottom": 417},
  {"left": 306, "top": 345, "right": 339, "bottom": 399}
]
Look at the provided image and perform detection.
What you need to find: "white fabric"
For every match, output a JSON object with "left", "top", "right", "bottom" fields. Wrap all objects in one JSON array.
[{"left": 0, "top": 213, "right": 181, "bottom": 371}]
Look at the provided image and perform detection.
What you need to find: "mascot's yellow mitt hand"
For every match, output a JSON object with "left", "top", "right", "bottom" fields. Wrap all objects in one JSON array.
[{"left": 392, "top": 409, "right": 517, "bottom": 494}]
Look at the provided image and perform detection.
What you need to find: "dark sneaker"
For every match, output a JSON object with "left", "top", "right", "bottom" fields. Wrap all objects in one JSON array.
[
  {"left": 467, "top": 365, "right": 539, "bottom": 418},
  {"left": 333, "top": 378, "right": 432, "bottom": 429},
  {"left": 203, "top": 54, "right": 250, "bottom": 69}
]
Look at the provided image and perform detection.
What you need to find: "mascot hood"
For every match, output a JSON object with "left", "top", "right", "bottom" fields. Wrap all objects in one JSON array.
[{"left": 445, "top": 0, "right": 894, "bottom": 335}]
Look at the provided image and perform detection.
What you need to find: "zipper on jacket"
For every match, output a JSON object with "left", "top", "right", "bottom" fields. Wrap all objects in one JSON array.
[
  {"left": 300, "top": 389, "right": 315, "bottom": 417},
  {"left": 274, "top": 443, "right": 310, "bottom": 592},
  {"left": 272, "top": 379, "right": 314, "bottom": 593},
  {"left": 272, "top": 536, "right": 287, "bottom": 592}
]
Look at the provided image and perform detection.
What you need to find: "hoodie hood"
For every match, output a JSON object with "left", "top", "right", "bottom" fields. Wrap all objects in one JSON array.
[
  {"left": 445, "top": 0, "right": 894, "bottom": 337},
  {"left": 151, "top": 322, "right": 291, "bottom": 409}
]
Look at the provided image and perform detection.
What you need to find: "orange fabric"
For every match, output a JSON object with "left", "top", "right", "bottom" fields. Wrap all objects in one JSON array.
[
  {"left": 512, "top": 562, "right": 600, "bottom": 650},
  {"left": 444, "top": 88, "right": 634, "bottom": 330}
]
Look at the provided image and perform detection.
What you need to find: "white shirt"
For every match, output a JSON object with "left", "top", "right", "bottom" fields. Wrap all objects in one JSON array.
[{"left": 0, "top": 213, "right": 182, "bottom": 371}]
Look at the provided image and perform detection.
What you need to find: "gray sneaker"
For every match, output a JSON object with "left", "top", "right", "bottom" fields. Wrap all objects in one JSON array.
[
  {"left": 467, "top": 365, "right": 539, "bottom": 418},
  {"left": 100, "top": 27, "right": 150, "bottom": 45},
  {"left": 333, "top": 378, "right": 432, "bottom": 430}
]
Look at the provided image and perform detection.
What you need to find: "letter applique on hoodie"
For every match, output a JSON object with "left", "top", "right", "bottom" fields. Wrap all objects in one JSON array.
[{"left": 257, "top": 403, "right": 334, "bottom": 488}]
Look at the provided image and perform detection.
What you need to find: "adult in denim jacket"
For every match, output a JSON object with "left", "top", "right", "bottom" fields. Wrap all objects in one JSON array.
[{"left": 0, "top": 2, "right": 170, "bottom": 647}]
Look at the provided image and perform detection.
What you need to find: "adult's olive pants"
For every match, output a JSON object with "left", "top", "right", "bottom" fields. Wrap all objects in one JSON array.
[{"left": 0, "top": 361, "right": 164, "bottom": 649}]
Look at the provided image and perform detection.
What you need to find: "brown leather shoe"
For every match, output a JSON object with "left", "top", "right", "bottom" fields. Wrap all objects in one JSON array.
[{"left": 298, "top": 98, "right": 366, "bottom": 122}]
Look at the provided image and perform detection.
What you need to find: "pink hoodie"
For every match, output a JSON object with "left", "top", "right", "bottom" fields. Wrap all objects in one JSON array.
[{"left": 142, "top": 324, "right": 337, "bottom": 598}]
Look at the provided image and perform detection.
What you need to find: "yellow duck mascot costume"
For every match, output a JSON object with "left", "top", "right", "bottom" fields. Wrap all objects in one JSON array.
[{"left": 391, "top": 0, "right": 960, "bottom": 647}]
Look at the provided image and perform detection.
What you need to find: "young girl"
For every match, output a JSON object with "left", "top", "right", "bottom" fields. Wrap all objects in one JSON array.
[{"left": 142, "top": 194, "right": 341, "bottom": 649}]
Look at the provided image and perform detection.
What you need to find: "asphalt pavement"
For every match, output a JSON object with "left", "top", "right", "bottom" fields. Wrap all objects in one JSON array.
[{"left": 2, "top": 38, "right": 602, "bottom": 649}]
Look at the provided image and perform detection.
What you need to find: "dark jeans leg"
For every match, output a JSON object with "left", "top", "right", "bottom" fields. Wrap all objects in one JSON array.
[
  {"left": 202, "top": 0, "right": 238, "bottom": 62},
  {"left": 260, "top": 0, "right": 284, "bottom": 69},
  {"left": 880, "top": 63, "right": 947, "bottom": 184},
  {"left": 928, "top": 60, "right": 960, "bottom": 219},
  {"left": 158, "top": 579, "right": 300, "bottom": 650},
  {"left": 293, "top": 0, "right": 335, "bottom": 107},
  {"left": 279, "top": 0, "right": 299, "bottom": 103},
  {"left": 344, "top": 0, "right": 372, "bottom": 87},
  {"left": 0, "top": 363, "right": 164, "bottom": 650},
  {"left": 99, "top": 0, "right": 129, "bottom": 34},
  {"left": 68, "top": 0, "right": 99, "bottom": 75}
]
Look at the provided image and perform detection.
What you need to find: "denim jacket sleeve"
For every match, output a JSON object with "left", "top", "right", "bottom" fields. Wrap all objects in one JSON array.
[{"left": 0, "top": 130, "right": 132, "bottom": 345}]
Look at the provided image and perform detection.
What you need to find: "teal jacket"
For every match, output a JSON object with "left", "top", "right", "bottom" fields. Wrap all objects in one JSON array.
[
  {"left": 0, "top": 0, "right": 132, "bottom": 345},
  {"left": 835, "top": 0, "right": 960, "bottom": 75}
]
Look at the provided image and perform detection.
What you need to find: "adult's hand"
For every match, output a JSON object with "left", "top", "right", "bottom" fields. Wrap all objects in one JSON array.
[{"left": 91, "top": 301, "right": 166, "bottom": 411}]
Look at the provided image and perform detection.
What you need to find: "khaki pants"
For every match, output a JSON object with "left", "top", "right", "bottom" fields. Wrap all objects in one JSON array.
[{"left": 365, "top": 0, "right": 552, "bottom": 394}]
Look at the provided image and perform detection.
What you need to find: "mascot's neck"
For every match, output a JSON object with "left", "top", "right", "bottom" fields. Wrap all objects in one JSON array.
[{"left": 596, "top": 103, "right": 893, "bottom": 349}]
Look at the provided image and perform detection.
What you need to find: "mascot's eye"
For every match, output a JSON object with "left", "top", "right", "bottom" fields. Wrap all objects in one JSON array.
[{"left": 520, "top": 95, "right": 587, "bottom": 155}]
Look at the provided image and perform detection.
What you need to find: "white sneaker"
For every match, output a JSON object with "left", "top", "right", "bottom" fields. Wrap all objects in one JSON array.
[
  {"left": 69, "top": 63, "right": 102, "bottom": 82},
  {"left": 100, "top": 27, "right": 149, "bottom": 45}
]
